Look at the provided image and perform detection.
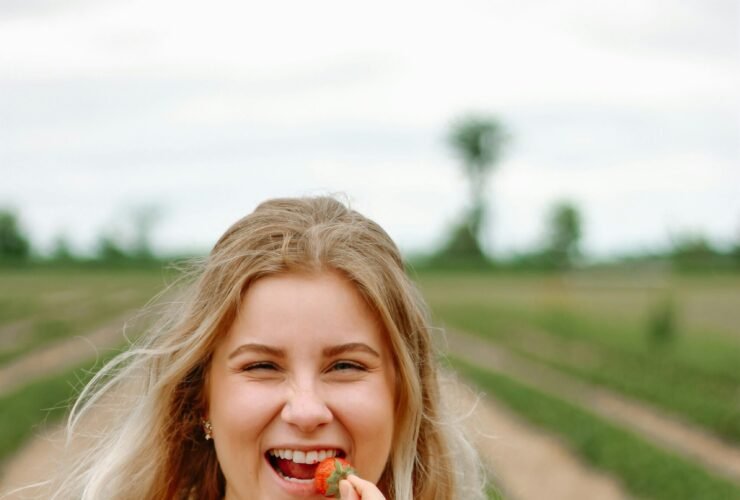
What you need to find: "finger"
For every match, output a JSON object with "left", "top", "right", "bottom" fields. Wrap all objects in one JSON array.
[
  {"left": 339, "top": 479, "right": 359, "bottom": 500},
  {"left": 345, "top": 474, "right": 386, "bottom": 499}
]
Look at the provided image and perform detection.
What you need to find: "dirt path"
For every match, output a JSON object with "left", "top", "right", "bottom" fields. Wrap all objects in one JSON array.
[
  {"left": 444, "top": 376, "right": 630, "bottom": 500},
  {"left": 444, "top": 329, "right": 740, "bottom": 485},
  {"left": 0, "top": 311, "right": 141, "bottom": 499},
  {"left": 0, "top": 312, "right": 138, "bottom": 397}
]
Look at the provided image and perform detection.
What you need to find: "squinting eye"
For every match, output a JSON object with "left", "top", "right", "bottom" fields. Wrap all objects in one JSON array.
[
  {"left": 242, "top": 362, "right": 279, "bottom": 372},
  {"left": 331, "top": 361, "right": 367, "bottom": 372}
]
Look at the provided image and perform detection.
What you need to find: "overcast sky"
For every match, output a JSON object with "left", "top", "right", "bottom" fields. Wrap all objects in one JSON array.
[{"left": 1, "top": 0, "right": 738, "bottom": 259}]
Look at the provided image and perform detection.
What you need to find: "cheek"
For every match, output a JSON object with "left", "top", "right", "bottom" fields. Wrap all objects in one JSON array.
[
  {"left": 336, "top": 381, "right": 394, "bottom": 420},
  {"left": 208, "top": 378, "right": 282, "bottom": 467},
  {"left": 211, "top": 379, "right": 279, "bottom": 431},
  {"left": 332, "top": 380, "right": 395, "bottom": 481}
]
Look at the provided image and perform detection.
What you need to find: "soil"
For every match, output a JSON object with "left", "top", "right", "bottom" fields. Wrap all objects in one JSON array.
[
  {"left": 443, "top": 328, "right": 740, "bottom": 485},
  {"left": 0, "top": 312, "right": 135, "bottom": 397},
  {"left": 444, "top": 376, "right": 630, "bottom": 500}
]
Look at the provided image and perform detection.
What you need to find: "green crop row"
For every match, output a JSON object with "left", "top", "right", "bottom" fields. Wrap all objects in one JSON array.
[
  {"left": 432, "top": 300, "right": 740, "bottom": 383},
  {"left": 434, "top": 303, "right": 740, "bottom": 444},
  {"left": 0, "top": 268, "right": 168, "bottom": 366},
  {"left": 0, "top": 353, "right": 118, "bottom": 463},
  {"left": 451, "top": 357, "right": 740, "bottom": 500}
]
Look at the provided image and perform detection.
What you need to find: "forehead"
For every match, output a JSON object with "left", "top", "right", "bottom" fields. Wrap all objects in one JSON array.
[{"left": 224, "top": 270, "right": 385, "bottom": 348}]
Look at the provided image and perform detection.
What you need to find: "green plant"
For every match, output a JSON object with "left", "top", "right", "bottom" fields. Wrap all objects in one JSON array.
[
  {"left": 433, "top": 302, "right": 740, "bottom": 443},
  {"left": 0, "top": 353, "right": 117, "bottom": 461},
  {"left": 452, "top": 358, "right": 740, "bottom": 500},
  {"left": 647, "top": 294, "right": 678, "bottom": 348}
]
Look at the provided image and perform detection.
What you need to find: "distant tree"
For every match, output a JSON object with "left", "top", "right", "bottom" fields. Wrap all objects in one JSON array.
[
  {"left": 544, "top": 201, "right": 582, "bottom": 269},
  {"left": 51, "top": 233, "right": 74, "bottom": 261},
  {"left": 440, "top": 222, "right": 485, "bottom": 261},
  {"left": 0, "top": 209, "right": 31, "bottom": 259},
  {"left": 733, "top": 240, "right": 740, "bottom": 268},
  {"left": 735, "top": 218, "right": 740, "bottom": 266},
  {"left": 442, "top": 114, "right": 508, "bottom": 259},
  {"left": 670, "top": 233, "right": 713, "bottom": 258},
  {"left": 130, "top": 204, "right": 162, "bottom": 259},
  {"left": 669, "top": 232, "right": 718, "bottom": 269},
  {"left": 92, "top": 204, "right": 163, "bottom": 263},
  {"left": 96, "top": 234, "right": 127, "bottom": 261}
]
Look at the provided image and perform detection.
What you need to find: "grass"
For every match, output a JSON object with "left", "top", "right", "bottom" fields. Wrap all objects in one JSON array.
[
  {"left": 527, "top": 306, "right": 740, "bottom": 383},
  {"left": 433, "top": 302, "right": 740, "bottom": 444},
  {"left": 416, "top": 270, "right": 740, "bottom": 342},
  {"left": 0, "top": 267, "right": 170, "bottom": 366},
  {"left": 3, "top": 266, "right": 739, "bottom": 496},
  {"left": 451, "top": 357, "right": 740, "bottom": 500},
  {"left": 0, "top": 266, "right": 171, "bottom": 463},
  {"left": 0, "top": 352, "right": 117, "bottom": 463},
  {"left": 417, "top": 270, "right": 740, "bottom": 444}
]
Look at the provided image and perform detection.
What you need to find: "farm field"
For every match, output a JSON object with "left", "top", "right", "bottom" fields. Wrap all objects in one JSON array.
[
  {"left": 417, "top": 270, "right": 740, "bottom": 443},
  {"left": 0, "top": 267, "right": 170, "bottom": 366},
  {"left": 1, "top": 265, "right": 740, "bottom": 499},
  {"left": 0, "top": 266, "right": 171, "bottom": 466},
  {"left": 417, "top": 269, "right": 740, "bottom": 499}
]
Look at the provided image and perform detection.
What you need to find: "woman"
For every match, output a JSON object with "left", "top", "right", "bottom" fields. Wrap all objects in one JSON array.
[{"left": 51, "top": 196, "right": 485, "bottom": 499}]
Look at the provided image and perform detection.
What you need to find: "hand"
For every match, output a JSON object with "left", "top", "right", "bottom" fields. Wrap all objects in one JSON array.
[{"left": 338, "top": 474, "right": 386, "bottom": 500}]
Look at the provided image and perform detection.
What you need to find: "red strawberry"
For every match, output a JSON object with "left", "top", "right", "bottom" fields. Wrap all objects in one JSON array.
[{"left": 314, "top": 457, "right": 356, "bottom": 497}]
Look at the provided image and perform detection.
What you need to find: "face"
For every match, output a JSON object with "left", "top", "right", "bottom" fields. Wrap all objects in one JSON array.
[{"left": 207, "top": 270, "right": 396, "bottom": 500}]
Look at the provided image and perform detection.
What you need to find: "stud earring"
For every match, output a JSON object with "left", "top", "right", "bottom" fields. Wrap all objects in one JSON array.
[{"left": 201, "top": 418, "right": 213, "bottom": 441}]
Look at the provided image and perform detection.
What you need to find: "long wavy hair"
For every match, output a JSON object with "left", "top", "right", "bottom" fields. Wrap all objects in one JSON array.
[{"left": 46, "top": 196, "right": 485, "bottom": 499}]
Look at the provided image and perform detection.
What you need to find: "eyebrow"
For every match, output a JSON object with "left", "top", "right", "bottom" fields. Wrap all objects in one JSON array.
[
  {"left": 227, "top": 342, "right": 381, "bottom": 360},
  {"left": 323, "top": 342, "right": 381, "bottom": 359},
  {"left": 228, "top": 343, "right": 286, "bottom": 360}
]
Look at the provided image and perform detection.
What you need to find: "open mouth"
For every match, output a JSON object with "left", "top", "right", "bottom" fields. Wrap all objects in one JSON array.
[{"left": 266, "top": 448, "right": 347, "bottom": 483}]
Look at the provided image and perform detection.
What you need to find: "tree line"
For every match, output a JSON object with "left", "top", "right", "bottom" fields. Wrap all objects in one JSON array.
[
  {"left": 428, "top": 113, "right": 740, "bottom": 272},
  {"left": 0, "top": 207, "right": 162, "bottom": 266},
  {"left": 2, "top": 113, "right": 738, "bottom": 271}
]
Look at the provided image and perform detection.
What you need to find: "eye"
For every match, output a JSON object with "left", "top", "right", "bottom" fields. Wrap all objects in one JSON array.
[
  {"left": 330, "top": 360, "right": 367, "bottom": 372},
  {"left": 241, "top": 361, "right": 280, "bottom": 372}
]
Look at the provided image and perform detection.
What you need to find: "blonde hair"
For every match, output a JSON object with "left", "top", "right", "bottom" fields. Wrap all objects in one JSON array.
[{"left": 47, "top": 196, "right": 485, "bottom": 499}]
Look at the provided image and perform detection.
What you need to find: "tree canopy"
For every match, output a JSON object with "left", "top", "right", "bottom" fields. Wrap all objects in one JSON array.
[
  {"left": 439, "top": 114, "right": 508, "bottom": 262},
  {"left": 0, "top": 210, "right": 31, "bottom": 259}
]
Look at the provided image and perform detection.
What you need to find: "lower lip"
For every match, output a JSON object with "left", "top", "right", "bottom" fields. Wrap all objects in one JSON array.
[{"left": 265, "top": 456, "right": 319, "bottom": 497}]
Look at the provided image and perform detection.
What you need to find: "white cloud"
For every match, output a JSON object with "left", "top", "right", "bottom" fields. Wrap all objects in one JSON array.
[{"left": 0, "top": 0, "right": 737, "bottom": 257}]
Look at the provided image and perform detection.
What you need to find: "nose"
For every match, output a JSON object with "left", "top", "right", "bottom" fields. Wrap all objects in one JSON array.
[{"left": 281, "top": 384, "right": 333, "bottom": 433}]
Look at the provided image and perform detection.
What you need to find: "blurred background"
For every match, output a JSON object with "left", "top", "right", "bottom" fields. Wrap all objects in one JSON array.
[{"left": 1, "top": 1, "right": 739, "bottom": 499}]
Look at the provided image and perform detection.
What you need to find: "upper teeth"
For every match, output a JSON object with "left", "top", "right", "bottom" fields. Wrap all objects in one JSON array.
[{"left": 268, "top": 448, "right": 338, "bottom": 464}]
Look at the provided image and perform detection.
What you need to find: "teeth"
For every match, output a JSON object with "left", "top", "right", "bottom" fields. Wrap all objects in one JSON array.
[
  {"left": 268, "top": 448, "right": 341, "bottom": 464},
  {"left": 285, "top": 476, "right": 313, "bottom": 484}
]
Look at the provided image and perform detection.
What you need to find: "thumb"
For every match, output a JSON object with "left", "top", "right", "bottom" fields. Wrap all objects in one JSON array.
[{"left": 339, "top": 479, "right": 358, "bottom": 499}]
